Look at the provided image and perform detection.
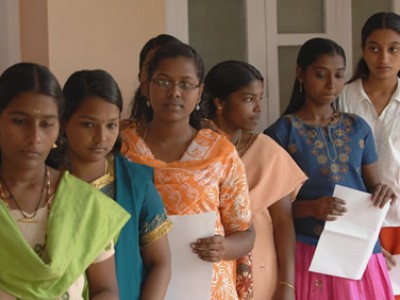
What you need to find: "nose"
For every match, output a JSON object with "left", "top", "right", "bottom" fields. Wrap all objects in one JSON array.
[
  {"left": 94, "top": 125, "right": 106, "bottom": 145},
  {"left": 327, "top": 75, "right": 336, "bottom": 89},
  {"left": 168, "top": 83, "right": 182, "bottom": 98},
  {"left": 379, "top": 50, "right": 389, "bottom": 63},
  {"left": 254, "top": 98, "right": 262, "bottom": 112},
  {"left": 27, "top": 123, "right": 41, "bottom": 145}
]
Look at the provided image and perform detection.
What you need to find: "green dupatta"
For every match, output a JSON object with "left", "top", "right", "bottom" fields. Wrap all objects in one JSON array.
[{"left": 0, "top": 171, "right": 130, "bottom": 299}]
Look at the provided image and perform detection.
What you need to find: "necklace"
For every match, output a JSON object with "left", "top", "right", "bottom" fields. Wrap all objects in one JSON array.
[
  {"left": 237, "top": 133, "right": 258, "bottom": 157},
  {"left": 233, "top": 131, "right": 242, "bottom": 147},
  {"left": 0, "top": 167, "right": 50, "bottom": 223}
]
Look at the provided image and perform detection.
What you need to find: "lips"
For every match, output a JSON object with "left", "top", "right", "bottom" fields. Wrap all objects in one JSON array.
[
  {"left": 89, "top": 147, "right": 107, "bottom": 153},
  {"left": 21, "top": 149, "right": 41, "bottom": 157}
]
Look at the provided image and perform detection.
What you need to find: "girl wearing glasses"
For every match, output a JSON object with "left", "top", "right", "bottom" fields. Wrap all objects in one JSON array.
[{"left": 121, "top": 42, "right": 255, "bottom": 300}]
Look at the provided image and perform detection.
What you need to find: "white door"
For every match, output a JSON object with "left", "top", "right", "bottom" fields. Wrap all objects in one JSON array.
[{"left": 166, "top": 0, "right": 399, "bottom": 129}]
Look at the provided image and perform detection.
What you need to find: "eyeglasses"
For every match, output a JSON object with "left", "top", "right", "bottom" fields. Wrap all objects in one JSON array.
[{"left": 151, "top": 79, "right": 200, "bottom": 91}]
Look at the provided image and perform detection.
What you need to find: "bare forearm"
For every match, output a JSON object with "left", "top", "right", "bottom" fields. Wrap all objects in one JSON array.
[
  {"left": 141, "top": 263, "right": 171, "bottom": 300},
  {"left": 223, "top": 226, "right": 255, "bottom": 260},
  {"left": 292, "top": 200, "right": 313, "bottom": 219},
  {"left": 91, "top": 291, "right": 119, "bottom": 300}
]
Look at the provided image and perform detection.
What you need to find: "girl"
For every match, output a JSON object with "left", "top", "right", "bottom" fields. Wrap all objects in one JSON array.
[
  {"left": 201, "top": 60, "right": 307, "bottom": 300},
  {"left": 130, "top": 34, "right": 181, "bottom": 124},
  {"left": 0, "top": 63, "right": 129, "bottom": 299},
  {"left": 62, "top": 69, "right": 172, "bottom": 300},
  {"left": 340, "top": 13, "right": 400, "bottom": 299},
  {"left": 265, "top": 38, "right": 396, "bottom": 299},
  {"left": 121, "top": 42, "right": 255, "bottom": 300}
]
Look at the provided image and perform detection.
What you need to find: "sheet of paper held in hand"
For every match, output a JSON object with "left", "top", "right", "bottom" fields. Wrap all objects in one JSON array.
[
  {"left": 165, "top": 212, "right": 216, "bottom": 300},
  {"left": 309, "top": 184, "right": 389, "bottom": 280},
  {"left": 389, "top": 254, "right": 400, "bottom": 295}
]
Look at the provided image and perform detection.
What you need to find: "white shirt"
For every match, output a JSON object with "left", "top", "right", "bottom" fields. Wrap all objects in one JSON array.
[{"left": 339, "top": 78, "right": 400, "bottom": 227}]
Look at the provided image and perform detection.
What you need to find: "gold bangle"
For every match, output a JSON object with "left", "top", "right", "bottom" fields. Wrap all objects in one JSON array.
[{"left": 280, "top": 281, "right": 295, "bottom": 289}]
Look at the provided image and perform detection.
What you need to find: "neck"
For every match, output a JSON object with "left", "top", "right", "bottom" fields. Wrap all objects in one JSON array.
[
  {"left": 297, "top": 103, "right": 336, "bottom": 124},
  {"left": 362, "top": 76, "right": 398, "bottom": 94},
  {"left": 213, "top": 116, "right": 241, "bottom": 145},
  {"left": 0, "top": 161, "right": 46, "bottom": 187},
  {"left": 68, "top": 154, "right": 108, "bottom": 183},
  {"left": 148, "top": 118, "right": 194, "bottom": 140}
]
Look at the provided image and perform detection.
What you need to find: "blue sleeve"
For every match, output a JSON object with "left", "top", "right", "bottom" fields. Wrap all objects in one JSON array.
[
  {"left": 263, "top": 116, "right": 289, "bottom": 148},
  {"left": 138, "top": 170, "right": 171, "bottom": 248},
  {"left": 356, "top": 116, "right": 378, "bottom": 165}
]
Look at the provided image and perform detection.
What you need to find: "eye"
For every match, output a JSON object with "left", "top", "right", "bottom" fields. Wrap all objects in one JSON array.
[
  {"left": 369, "top": 46, "right": 379, "bottom": 52},
  {"left": 389, "top": 46, "right": 400, "bottom": 53},
  {"left": 12, "top": 118, "right": 26, "bottom": 126},
  {"left": 179, "top": 82, "right": 197, "bottom": 90},
  {"left": 335, "top": 72, "right": 345, "bottom": 79},
  {"left": 315, "top": 71, "right": 327, "bottom": 79},
  {"left": 107, "top": 122, "right": 118, "bottom": 129},
  {"left": 153, "top": 79, "right": 171, "bottom": 88},
  {"left": 41, "top": 121, "right": 55, "bottom": 128},
  {"left": 81, "top": 121, "right": 94, "bottom": 128}
]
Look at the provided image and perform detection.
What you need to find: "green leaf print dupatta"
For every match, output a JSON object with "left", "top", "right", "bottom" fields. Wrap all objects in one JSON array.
[{"left": 0, "top": 171, "right": 130, "bottom": 299}]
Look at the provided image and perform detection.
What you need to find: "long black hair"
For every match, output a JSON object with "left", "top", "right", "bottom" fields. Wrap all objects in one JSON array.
[
  {"left": 134, "top": 42, "right": 205, "bottom": 129},
  {"left": 284, "top": 38, "right": 346, "bottom": 115},
  {"left": 348, "top": 12, "right": 400, "bottom": 83},
  {"left": 202, "top": 60, "right": 263, "bottom": 118}
]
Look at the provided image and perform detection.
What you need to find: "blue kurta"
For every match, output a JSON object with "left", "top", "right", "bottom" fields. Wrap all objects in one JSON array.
[{"left": 265, "top": 113, "right": 379, "bottom": 249}]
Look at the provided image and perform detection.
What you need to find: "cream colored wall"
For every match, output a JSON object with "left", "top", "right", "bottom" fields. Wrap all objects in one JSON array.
[{"left": 19, "top": 0, "right": 166, "bottom": 117}]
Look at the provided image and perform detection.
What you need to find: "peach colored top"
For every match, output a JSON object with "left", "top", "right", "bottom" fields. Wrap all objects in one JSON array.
[
  {"left": 241, "top": 134, "right": 307, "bottom": 300},
  {"left": 121, "top": 126, "right": 251, "bottom": 300}
]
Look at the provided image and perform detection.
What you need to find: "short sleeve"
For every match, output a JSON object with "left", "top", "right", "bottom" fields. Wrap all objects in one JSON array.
[
  {"left": 263, "top": 117, "right": 289, "bottom": 148},
  {"left": 139, "top": 179, "right": 172, "bottom": 248},
  {"left": 92, "top": 240, "right": 115, "bottom": 264},
  {"left": 357, "top": 116, "right": 378, "bottom": 165},
  {"left": 218, "top": 149, "right": 251, "bottom": 235}
]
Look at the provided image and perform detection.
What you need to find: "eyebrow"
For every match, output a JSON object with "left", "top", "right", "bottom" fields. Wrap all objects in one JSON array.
[
  {"left": 8, "top": 111, "right": 58, "bottom": 119},
  {"left": 154, "top": 72, "right": 196, "bottom": 80},
  {"left": 77, "top": 115, "right": 119, "bottom": 121},
  {"left": 367, "top": 41, "right": 400, "bottom": 45}
]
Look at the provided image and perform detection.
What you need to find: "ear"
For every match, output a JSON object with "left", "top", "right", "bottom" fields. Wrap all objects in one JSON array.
[
  {"left": 213, "top": 97, "right": 225, "bottom": 114},
  {"left": 141, "top": 81, "right": 150, "bottom": 98},
  {"left": 296, "top": 66, "right": 304, "bottom": 83}
]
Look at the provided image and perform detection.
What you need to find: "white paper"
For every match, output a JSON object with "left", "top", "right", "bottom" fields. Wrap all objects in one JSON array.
[
  {"left": 165, "top": 212, "right": 216, "bottom": 300},
  {"left": 309, "top": 185, "right": 389, "bottom": 279},
  {"left": 389, "top": 254, "right": 400, "bottom": 295}
]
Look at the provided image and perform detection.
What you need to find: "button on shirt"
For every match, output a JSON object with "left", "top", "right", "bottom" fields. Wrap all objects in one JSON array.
[{"left": 339, "top": 78, "right": 400, "bottom": 227}]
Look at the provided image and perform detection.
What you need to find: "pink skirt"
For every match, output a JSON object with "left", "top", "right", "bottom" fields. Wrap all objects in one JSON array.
[{"left": 295, "top": 240, "right": 394, "bottom": 300}]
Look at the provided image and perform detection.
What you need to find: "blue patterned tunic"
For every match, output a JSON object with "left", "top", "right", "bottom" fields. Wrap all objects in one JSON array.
[{"left": 265, "top": 113, "right": 378, "bottom": 246}]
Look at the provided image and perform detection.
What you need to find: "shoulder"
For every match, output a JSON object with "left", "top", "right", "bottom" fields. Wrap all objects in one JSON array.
[{"left": 114, "top": 153, "right": 154, "bottom": 179}]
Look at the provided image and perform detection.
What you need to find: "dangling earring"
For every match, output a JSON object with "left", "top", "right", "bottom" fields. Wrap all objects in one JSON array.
[
  {"left": 196, "top": 103, "right": 200, "bottom": 111},
  {"left": 299, "top": 81, "right": 303, "bottom": 93},
  {"left": 146, "top": 100, "right": 150, "bottom": 107}
]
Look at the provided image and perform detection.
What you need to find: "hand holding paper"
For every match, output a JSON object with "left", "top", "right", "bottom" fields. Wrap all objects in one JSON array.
[{"left": 309, "top": 185, "right": 389, "bottom": 280}]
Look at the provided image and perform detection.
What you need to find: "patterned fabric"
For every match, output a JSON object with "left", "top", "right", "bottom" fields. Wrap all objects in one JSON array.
[
  {"left": 265, "top": 113, "right": 377, "bottom": 241},
  {"left": 241, "top": 134, "right": 307, "bottom": 300},
  {"left": 91, "top": 153, "right": 172, "bottom": 300},
  {"left": 265, "top": 114, "right": 394, "bottom": 299},
  {"left": 121, "top": 126, "right": 252, "bottom": 300}
]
